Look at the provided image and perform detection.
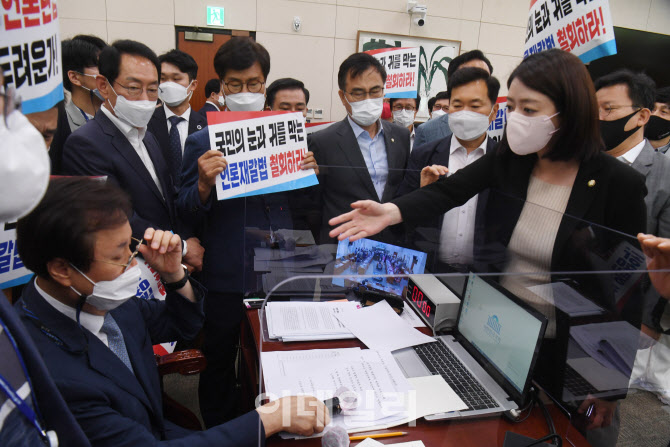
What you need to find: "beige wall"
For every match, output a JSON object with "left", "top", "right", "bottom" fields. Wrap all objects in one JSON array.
[{"left": 59, "top": 0, "right": 670, "bottom": 122}]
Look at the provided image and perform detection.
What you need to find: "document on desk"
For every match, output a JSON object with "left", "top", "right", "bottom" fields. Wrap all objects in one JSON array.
[
  {"left": 335, "top": 300, "right": 434, "bottom": 351},
  {"left": 570, "top": 321, "right": 648, "bottom": 376},
  {"left": 527, "top": 282, "right": 604, "bottom": 317},
  {"left": 265, "top": 301, "right": 360, "bottom": 341},
  {"left": 358, "top": 440, "right": 426, "bottom": 447},
  {"left": 263, "top": 348, "right": 466, "bottom": 438}
]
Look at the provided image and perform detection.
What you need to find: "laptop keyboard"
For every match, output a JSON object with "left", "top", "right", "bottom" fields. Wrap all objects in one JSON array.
[
  {"left": 564, "top": 364, "right": 598, "bottom": 397},
  {"left": 413, "top": 342, "right": 499, "bottom": 411}
]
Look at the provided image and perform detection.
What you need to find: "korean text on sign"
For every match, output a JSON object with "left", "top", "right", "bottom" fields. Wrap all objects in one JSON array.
[
  {"left": 207, "top": 111, "right": 318, "bottom": 201},
  {"left": 364, "top": 47, "right": 420, "bottom": 99},
  {"left": 0, "top": 226, "right": 32, "bottom": 289},
  {"left": 1, "top": 0, "right": 63, "bottom": 114},
  {"left": 524, "top": 0, "right": 616, "bottom": 64}
]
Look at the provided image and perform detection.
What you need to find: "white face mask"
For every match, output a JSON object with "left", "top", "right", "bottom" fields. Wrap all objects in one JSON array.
[
  {"left": 77, "top": 72, "right": 104, "bottom": 100},
  {"left": 108, "top": 84, "right": 156, "bottom": 128},
  {"left": 431, "top": 109, "right": 447, "bottom": 120},
  {"left": 224, "top": 92, "right": 265, "bottom": 112},
  {"left": 346, "top": 97, "right": 384, "bottom": 127},
  {"left": 506, "top": 111, "right": 560, "bottom": 156},
  {"left": 217, "top": 95, "right": 225, "bottom": 108},
  {"left": 393, "top": 109, "right": 415, "bottom": 129},
  {"left": 0, "top": 110, "right": 51, "bottom": 222},
  {"left": 448, "top": 108, "right": 495, "bottom": 141},
  {"left": 158, "top": 81, "right": 193, "bottom": 107},
  {"left": 71, "top": 264, "right": 141, "bottom": 311}
]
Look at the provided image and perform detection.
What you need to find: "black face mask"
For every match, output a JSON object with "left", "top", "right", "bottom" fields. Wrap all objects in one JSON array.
[
  {"left": 644, "top": 115, "right": 670, "bottom": 141},
  {"left": 599, "top": 109, "right": 641, "bottom": 151}
]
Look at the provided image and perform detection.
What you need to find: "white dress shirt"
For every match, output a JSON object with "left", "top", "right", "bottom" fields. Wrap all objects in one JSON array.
[
  {"left": 164, "top": 104, "right": 191, "bottom": 154},
  {"left": 35, "top": 279, "right": 108, "bottom": 347},
  {"left": 410, "top": 127, "right": 416, "bottom": 153},
  {"left": 100, "top": 106, "right": 164, "bottom": 197},
  {"left": 439, "top": 134, "right": 488, "bottom": 265},
  {"left": 617, "top": 139, "right": 647, "bottom": 165}
]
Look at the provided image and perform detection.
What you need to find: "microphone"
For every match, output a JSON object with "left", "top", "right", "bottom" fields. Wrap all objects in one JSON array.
[{"left": 321, "top": 425, "right": 350, "bottom": 447}]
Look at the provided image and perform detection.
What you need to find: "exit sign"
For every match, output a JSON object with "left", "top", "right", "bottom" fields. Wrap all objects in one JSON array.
[{"left": 207, "top": 6, "right": 225, "bottom": 27}]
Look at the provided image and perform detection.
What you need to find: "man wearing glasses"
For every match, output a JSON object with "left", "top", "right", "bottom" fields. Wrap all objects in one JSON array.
[
  {"left": 307, "top": 52, "right": 411, "bottom": 243},
  {"left": 390, "top": 95, "right": 421, "bottom": 151},
  {"left": 61, "top": 40, "right": 202, "bottom": 272},
  {"left": 177, "top": 37, "right": 319, "bottom": 428},
  {"left": 15, "top": 178, "right": 329, "bottom": 446}
]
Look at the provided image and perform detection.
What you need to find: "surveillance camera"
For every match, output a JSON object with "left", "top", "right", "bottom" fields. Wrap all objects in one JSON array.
[{"left": 407, "top": 2, "right": 427, "bottom": 27}]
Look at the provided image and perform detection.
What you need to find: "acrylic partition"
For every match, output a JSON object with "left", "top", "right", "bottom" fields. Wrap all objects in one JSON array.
[{"left": 222, "top": 163, "right": 670, "bottom": 446}]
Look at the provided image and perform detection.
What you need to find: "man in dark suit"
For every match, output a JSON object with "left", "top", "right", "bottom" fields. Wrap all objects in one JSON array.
[
  {"left": 177, "top": 37, "right": 318, "bottom": 428},
  {"left": 197, "top": 78, "right": 223, "bottom": 119},
  {"left": 148, "top": 50, "right": 207, "bottom": 188},
  {"left": 413, "top": 50, "right": 493, "bottom": 148},
  {"left": 1, "top": 295, "right": 91, "bottom": 447},
  {"left": 596, "top": 71, "right": 670, "bottom": 343},
  {"left": 61, "top": 40, "right": 204, "bottom": 272},
  {"left": 14, "top": 177, "right": 328, "bottom": 447},
  {"left": 308, "top": 52, "right": 410, "bottom": 242},
  {"left": 396, "top": 68, "right": 500, "bottom": 271}
]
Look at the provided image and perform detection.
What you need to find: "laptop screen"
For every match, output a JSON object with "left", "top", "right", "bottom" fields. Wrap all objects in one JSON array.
[
  {"left": 458, "top": 274, "right": 546, "bottom": 396},
  {"left": 332, "top": 237, "right": 427, "bottom": 297}
]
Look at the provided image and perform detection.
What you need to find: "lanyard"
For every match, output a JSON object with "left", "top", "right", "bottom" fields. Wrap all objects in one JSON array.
[
  {"left": 76, "top": 106, "right": 90, "bottom": 123},
  {"left": 0, "top": 318, "right": 57, "bottom": 446}
]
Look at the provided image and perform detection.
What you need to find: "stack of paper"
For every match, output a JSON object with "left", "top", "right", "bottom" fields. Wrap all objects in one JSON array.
[
  {"left": 261, "top": 348, "right": 466, "bottom": 439},
  {"left": 358, "top": 439, "right": 426, "bottom": 447},
  {"left": 335, "top": 300, "right": 434, "bottom": 351},
  {"left": 265, "top": 301, "right": 360, "bottom": 342},
  {"left": 571, "top": 321, "right": 650, "bottom": 376},
  {"left": 528, "top": 282, "right": 605, "bottom": 317}
]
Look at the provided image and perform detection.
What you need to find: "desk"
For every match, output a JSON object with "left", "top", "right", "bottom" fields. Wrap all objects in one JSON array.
[{"left": 240, "top": 309, "right": 590, "bottom": 447}]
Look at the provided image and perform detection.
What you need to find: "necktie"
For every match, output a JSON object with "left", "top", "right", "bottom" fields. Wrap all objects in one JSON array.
[
  {"left": 101, "top": 313, "right": 135, "bottom": 374},
  {"left": 168, "top": 115, "right": 185, "bottom": 186}
]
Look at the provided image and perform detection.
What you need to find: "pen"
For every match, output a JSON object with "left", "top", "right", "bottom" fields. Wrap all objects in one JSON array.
[{"left": 349, "top": 431, "right": 408, "bottom": 441}]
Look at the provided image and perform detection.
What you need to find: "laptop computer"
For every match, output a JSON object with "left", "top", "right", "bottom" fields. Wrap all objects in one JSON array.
[{"left": 393, "top": 273, "right": 548, "bottom": 420}]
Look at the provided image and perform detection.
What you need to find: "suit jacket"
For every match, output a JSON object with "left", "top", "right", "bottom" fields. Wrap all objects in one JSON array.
[
  {"left": 631, "top": 140, "right": 670, "bottom": 237},
  {"left": 631, "top": 141, "right": 670, "bottom": 330},
  {"left": 147, "top": 106, "right": 207, "bottom": 183},
  {"left": 16, "top": 280, "right": 264, "bottom": 446},
  {"left": 197, "top": 102, "right": 219, "bottom": 121},
  {"left": 395, "top": 135, "right": 499, "bottom": 269},
  {"left": 308, "top": 118, "right": 411, "bottom": 241},
  {"left": 413, "top": 113, "right": 451, "bottom": 148},
  {"left": 61, "top": 110, "right": 184, "bottom": 239},
  {"left": 0, "top": 295, "right": 90, "bottom": 447}
]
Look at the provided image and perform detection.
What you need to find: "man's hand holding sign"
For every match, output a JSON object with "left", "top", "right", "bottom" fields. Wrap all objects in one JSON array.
[{"left": 197, "top": 111, "right": 318, "bottom": 204}]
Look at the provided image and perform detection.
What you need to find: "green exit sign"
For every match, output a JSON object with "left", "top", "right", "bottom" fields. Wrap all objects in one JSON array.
[{"left": 207, "top": 6, "right": 225, "bottom": 27}]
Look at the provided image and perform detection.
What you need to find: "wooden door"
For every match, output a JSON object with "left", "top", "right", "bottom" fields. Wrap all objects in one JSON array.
[{"left": 176, "top": 29, "right": 254, "bottom": 113}]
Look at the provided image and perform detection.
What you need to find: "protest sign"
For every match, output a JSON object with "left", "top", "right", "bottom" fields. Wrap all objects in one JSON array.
[
  {"left": 365, "top": 47, "right": 420, "bottom": 99},
  {"left": 305, "top": 121, "right": 335, "bottom": 135},
  {"left": 1, "top": 0, "right": 63, "bottom": 114},
  {"left": 487, "top": 97, "right": 508, "bottom": 143},
  {"left": 524, "top": 0, "right": 616, "bottom": 63},
  {"left": 0, "top": 224, "right": 32, "bottom": 289},
  {"left": 208, "top": 111, "right": 318, "bottom": 201}
]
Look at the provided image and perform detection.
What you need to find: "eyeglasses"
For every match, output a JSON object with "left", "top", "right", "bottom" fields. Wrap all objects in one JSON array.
[
  {"left": 113, "top": 81, "right": 159, "bottom": 100},
  {"left": 432, "top": 105, "right": 449, "bottom": 112},
  {"left": 392, "top": 105, "right": 416, "bottom": 112},
  {"left": 345, "top": 87, "right": 384, "bottom": 102},
  {"left": 94, "top": 238, "right": 144, "bottom": 272},
  {"left": 599, "top": 104, "right": 639, "bottom": 118},
  {"left": 223, "top": 80, "right": 265, "bottom": 94}
]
